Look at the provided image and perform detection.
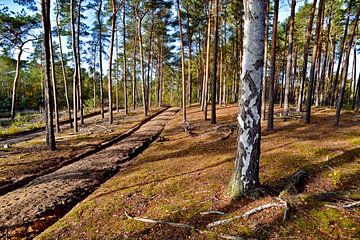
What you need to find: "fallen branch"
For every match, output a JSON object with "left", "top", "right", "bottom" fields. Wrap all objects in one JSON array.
[
  {"left": 200, "top": 210, "right": 226, "bottom": 216},
  {"left": 207, "top": 200, "right": 287, "bottom": 228},
  {"left": 124, "top": 211, "right": 247, "bottom": 240},
  {"left": 325, "top": 201, "right": 360, "bottom": 210}
]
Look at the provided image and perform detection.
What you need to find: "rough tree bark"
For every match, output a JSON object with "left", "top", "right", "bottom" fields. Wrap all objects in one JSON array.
[
  {"left": 41, "top": 0, "right": 56, "bottom": 150},
  {"left": 230, "top": 0, "right": 265, "bottom": 199}
]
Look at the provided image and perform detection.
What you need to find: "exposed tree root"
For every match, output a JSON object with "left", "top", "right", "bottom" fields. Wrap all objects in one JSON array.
[
  {"left": 279, "top": 169, "right": 308, "bottom": 197},
  {"left": 124, "top": 212, "right": 249, "bottom": 240},
  {"left": 206, "top": 198, "right": 288, "bottom": 228}
]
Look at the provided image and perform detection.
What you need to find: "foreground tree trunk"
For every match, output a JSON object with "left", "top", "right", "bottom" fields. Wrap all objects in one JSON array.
[
  {"left": 204, "top": 0, "right": 212, "bottom": 120},
  {"left": 230, "top": 0, "right": 265, "bottom": 199},
  {"left": 132, "top": 35, "right": 137, "bottom": 110},
  {"left": 77, "top": 0, "right": 84, "bottom": 124},
  {"left": 177, "top": 0, "right": 187, "bottom": 123},
  {"left": 41, "top": 0, "right": 56, "bottom": 150},
  {"left": 297, "top": 0, "right": 318, "bottom": 112},
  {"left": 266, "top": 0, "right": 279, "bottom": 131},
  {"left": 283, "top": 0, "right": 296, "bottom": 120}
]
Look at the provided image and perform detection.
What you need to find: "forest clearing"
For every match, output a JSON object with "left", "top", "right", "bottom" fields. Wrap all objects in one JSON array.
[{"left": 0, "top": 0, "right": 360, "bottom": 239}]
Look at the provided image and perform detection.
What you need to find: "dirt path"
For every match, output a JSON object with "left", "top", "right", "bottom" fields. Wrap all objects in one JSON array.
[
  {"left": 0, "top": 109, "right": 117, "bottom": 146},
  {"left": 0, "top": 107, "right": 179, "bottom": 239}
]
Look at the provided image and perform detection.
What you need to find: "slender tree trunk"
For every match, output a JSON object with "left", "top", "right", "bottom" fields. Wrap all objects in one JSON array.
[
  {"left": 97, "top": 2, "right": 104, "bottom": 119},
  {"left": 92, "top": 46, "right": 97, "bottom": 109},
  {"left": 211, "top": 0, "right": 219, "bottom": 124},
  {"left": 261, "top": 0, "right": 269, "bottom": 121},
  {"left": 70, "top": 0, "right": 78, "bottom": 132},
  {"left": 185, "top": 4, "right": 192, "bottom": 106},
  {"left": 267, "top": 0, "right": 279, "bottom": 131},
  {"left": 320, "top": 11, "right": 332, "bottom": 106},
  {"left": 132, "top": 35, "right": 137, "bottom": 110},
  {"left": 330, "top": 0, "right": 352, "bottom": 107},
  {"left": 177, "top": 0, "right": 187, "bottom": 123},
  {"left": 335, "top": 8, "right": 359, "bottom": 126},
  {"left": 230, "top": 0, "right": 265, "bottom": 199},
  {"left": 10, "top": 47, "right": 23, "bottom": 120},
  {"left": 41, "top": 0, "right": 55, "bottom": 150},
  {"left": 115, "top": 27, "right": 119, "bottom": 112},
  {"left": 108, "top": 0, "right": 117, "bottom": 124},
  {"left": 76, "top": 0, "right": 83, "bottom": 124},
  {"left": 204, "top": 0, "right": 212, "bottom": 120},
  {"left": 352, "top": 32, "right": 358, "bottom": 108},
  {"left": 146, "top": 23, "right": 154, "bottom": 110},
  {"left": 123, "top": 1, "right": 128, "bottom": 114},
  {"left": 305, "top": 0, "right": 324, "bottom": 124},
  {"left": 136, "top": 15, "right": 147, "bottom": 117},
  {"left": 283, "top": 0, "right": 296, "bottom": 120},
  {"left": 222, "top": 4, "right": 227, "bottom": 105},
  {"left": 55, "top": 0, "right": 72, "bottom": 127},
  {"left": 297, "top": 0, "right": 318, "bottom": 112},
  {"left": 49, "top": 33, "right": 60, "bottom": 133}
]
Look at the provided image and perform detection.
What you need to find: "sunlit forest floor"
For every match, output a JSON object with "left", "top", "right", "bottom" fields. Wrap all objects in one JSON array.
[{"left": 32, "top": 104, "right": 359, "bottom": 239}]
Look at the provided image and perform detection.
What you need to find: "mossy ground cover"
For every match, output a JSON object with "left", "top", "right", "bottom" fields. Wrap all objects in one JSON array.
[
  {"left": 37, "top": 105, "right": 359, "bottom": 239},
  {"left": 0, "top": 108, "right": 159, "bottom": 187}
]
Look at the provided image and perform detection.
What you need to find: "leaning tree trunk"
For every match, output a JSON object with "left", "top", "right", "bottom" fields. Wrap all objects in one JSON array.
[
  {"left": 55, "top": 0, "right": 72, "bottom": 127},
  {"left": 70, "top": 0, "right": 78, "bottom": 132},
  {"left": 10, "top": 46, "right": 24, "bottom": 120},
  {"left": 49, "top": 33, "right": 60, "bottom": 133},
  {"left": 297, "top": 0, "right": 318, "bottom": 112},
  {"left": 108, "top": 0, "right": 117, "bottom": 124},
  {"left": 283, "top": 0, "right": 296, "bottom": 120},
  {"left": 230, "top": 0, "right": 265, "bottom": 199},
  {"left": 41, "top": 0, "right": 56, "bottom": 150},
  {"left": 335, "top": 8, "right": 360, "bottom": 126},
  {"left": 177, "top": 0, "right": 187, "bottom": 123},
  {"left": 267, "top": 0, "right": 279, "bottom": 131},
  {"left": 211, "top": 0, "right": 219, "bottom": 124},
  {"left": 305, "top": 0, "right": 324, "bottom": 124},
  {"left": 115, "top": 27, "right": 119, "bottom": 112}
]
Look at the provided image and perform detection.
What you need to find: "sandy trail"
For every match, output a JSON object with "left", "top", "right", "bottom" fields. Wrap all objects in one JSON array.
[{"left": 0, "top": 107, "right": 179, "bottom": 239}]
